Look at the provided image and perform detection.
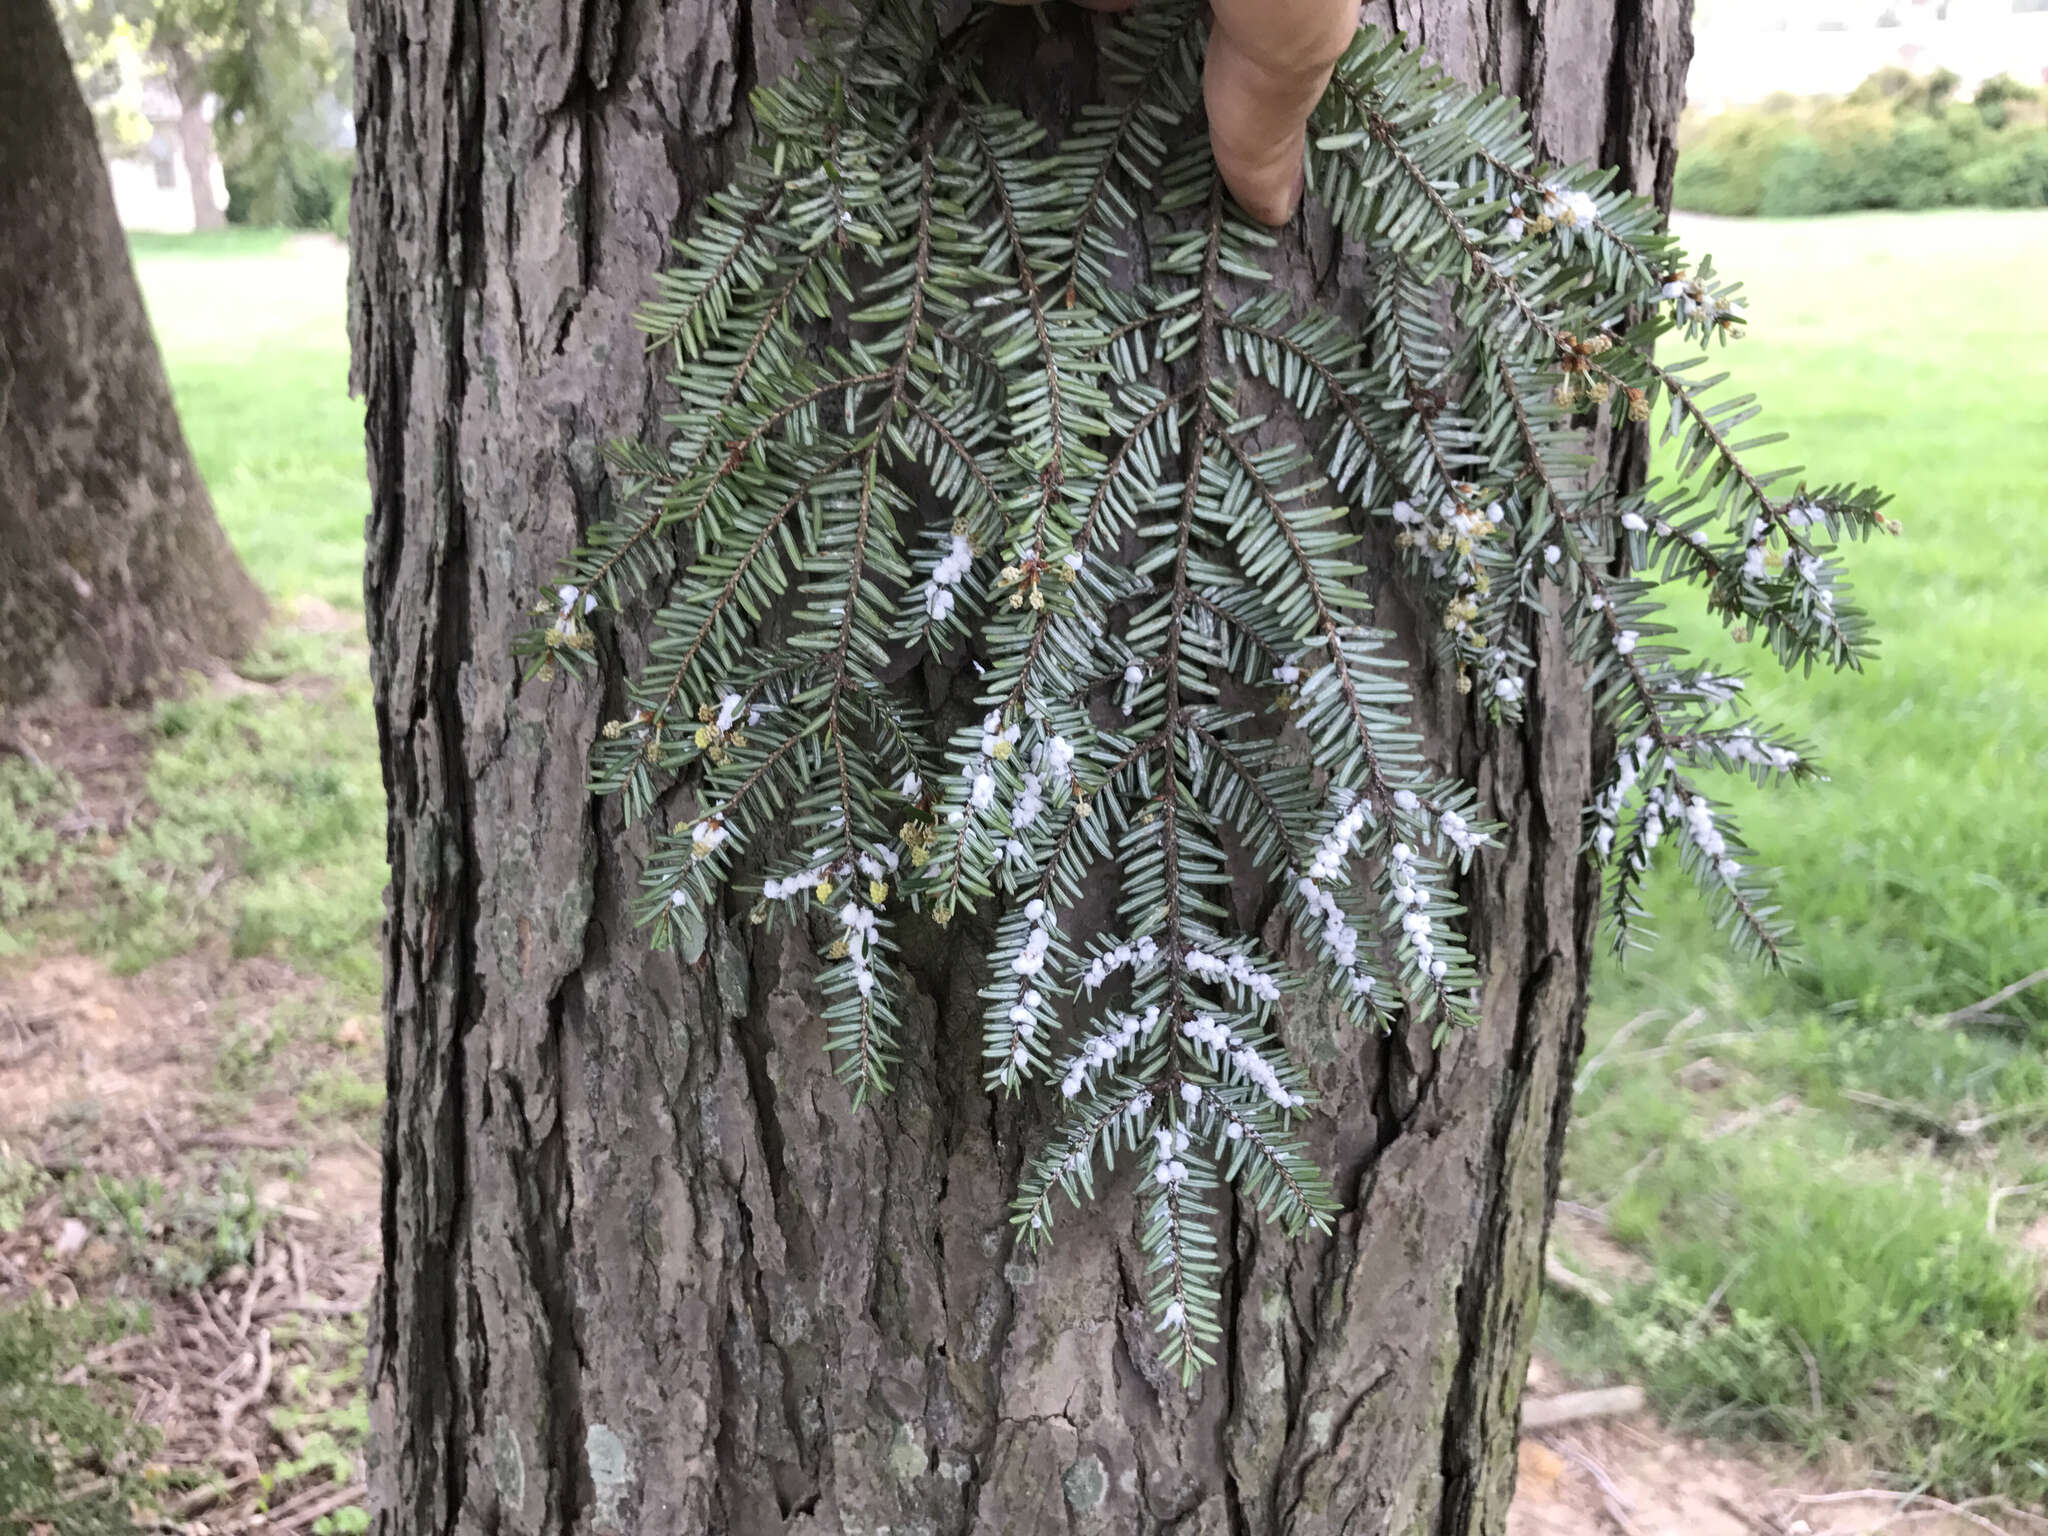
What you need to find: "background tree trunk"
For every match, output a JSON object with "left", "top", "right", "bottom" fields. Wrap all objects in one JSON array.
[
  {"left": 164, "top": 46, "right": 228, "bottom": 232},
  {"left": 0, "top": 0, "right": 263, "bottom": 708},
  {"left": 351, "top": 1, "right": 1688, "bottom": 1531}
]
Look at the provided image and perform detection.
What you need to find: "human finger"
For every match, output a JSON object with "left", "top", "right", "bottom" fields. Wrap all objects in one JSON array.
[{"left": 1203, "top": 0, "right": 1357, "bottom": 223}]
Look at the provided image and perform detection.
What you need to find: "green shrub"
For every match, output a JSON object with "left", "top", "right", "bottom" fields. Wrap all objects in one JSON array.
[
  {"left": 1956, "top": 130, "right": 2048, "bottom": 207},
  {"left": 1676, "top": 69, "right": 2048, "bottom": 217},
  {"left": 0, "top": 1305, "right": 146, "bottom": 1533},
  {"left": 225, "top": 146, "right": 353, "bottom": 233}
]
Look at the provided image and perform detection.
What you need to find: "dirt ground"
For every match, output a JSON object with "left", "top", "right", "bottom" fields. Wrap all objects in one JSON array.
[
  {"left": 1, "top": 949, "right": 380, "bottom": 1531},
  {"left": 3, "top": 948, "right": 2038, "bottom": 1536}
]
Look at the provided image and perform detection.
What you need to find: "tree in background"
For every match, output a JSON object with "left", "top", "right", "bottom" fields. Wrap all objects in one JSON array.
[
  {"left": 57, "top": 0, "right": 351, "bottom": 231},
  {"left": 1, "top": 0, "right": 265, "bottom": 707},
  {"left": 350, "top": 0, "right": 1725, "bottom": 1528}
]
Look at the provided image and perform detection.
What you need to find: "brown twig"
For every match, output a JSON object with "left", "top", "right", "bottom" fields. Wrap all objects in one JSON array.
[
  {"left": 213, "top": 1326, "right": 272, "bottom": 1448},
  {"left": 1988, "top": 1182, "right": 2048, "bottom": 1236},
  {"left": 1575, "top": 1008, "right": 1669, "bottom": 1093},
  {"left": 1544, "top": 1253, "right": 1615, "bottom": 1310},
  {"left": 1942, "top": 966, "right": 2048, "bottom": 1029},
  {"left": 1784, "top": 1324, "right": 1823, "bottom": 1420},
  {"left": 1523, "top": 1386, "right": 1645, "bottom": 1430},
  {"left": 1552, "top": 1435, "right": 1637, "bottom": 1533},
  {"left": 1774, "top": 1487, "right": 2041, "bottom": 1536}
]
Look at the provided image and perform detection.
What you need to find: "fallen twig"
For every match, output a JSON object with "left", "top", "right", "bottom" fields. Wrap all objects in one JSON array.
[
  {"left": 163, "top": 1472, "right": 261, "bottom": 1520},
  {"left": 1685, "top": 1257, "right": 1751, "bottom": 1339},
  {"left": 1523, "top": 1385, "right": 1646, "bottom": 1430},
  {"left": 1708, "top": 1094, "right": 1801, "bottom": 1140},
  {"left": 1988, "top": 1182, "right": 2048, "bottom": 1236},
  {"left": 1775, "top": 1487, "right": 2036, "bottom": 1536},
  {"left": 1943, "top": 966, "right": 2048, "bottom": 1030},
  {"left": 1784, "top": 1324, "right": 1823, "bottom": 1420},
  {"left": 1544, "top": 1253, "right": 1615, "bottom": 1310},
  {"left": 1842, "top": 1089, "right": 2048, "bottom": 1144},
  {"left": 214, "top": 1326, "right": 273, "bottom": 1449},
  {"left": 246, "top": 1478, "right": 366, "bottom": 1534},
  {"left": 1576, "top": 1009, "right": 1668, "bottom": 1094},
  {"left": 1552, "top": 1434, "right": 1636, "bottom": 1533}
]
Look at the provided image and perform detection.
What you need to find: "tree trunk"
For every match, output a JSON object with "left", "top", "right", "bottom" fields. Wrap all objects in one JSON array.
[
  {"left": 351, "top": 2, "right": 1688, "bottom": 1532},
  {"left": 0, "top": 0, "right": 263, "bottom": 708},
  {"left": 171, "top": 78, "right": 227, "bottom": 232}
]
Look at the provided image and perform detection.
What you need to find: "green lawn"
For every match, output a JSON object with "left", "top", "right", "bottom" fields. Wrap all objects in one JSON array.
[
  {"left": 1555, "top": 211, "right": 2048, "bottom": 1503},
  {"left": 0, "top": 232, "right": 381, "bottom": 991},
  {"left": 132, "top": 230, "right": 367, "bottom": 611},
  {"left": 1609, "top": 210, "right": 2048, "bottom": 1023}
]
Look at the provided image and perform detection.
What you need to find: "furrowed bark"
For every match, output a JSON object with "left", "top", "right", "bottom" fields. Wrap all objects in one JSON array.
[
  {"left": 0, "top": 0, "right": 265, "bottom": 708},
  {"left": 351, "top": 1, "right": 1689, "bottom": 1531}
]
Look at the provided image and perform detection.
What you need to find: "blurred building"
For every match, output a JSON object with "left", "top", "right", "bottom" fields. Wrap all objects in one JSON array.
[{"left": 1689, "top": 0, "right": 2048, "bottom": 109}]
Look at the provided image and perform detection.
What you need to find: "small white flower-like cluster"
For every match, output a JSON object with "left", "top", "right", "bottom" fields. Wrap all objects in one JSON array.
[
  {"left": 980, "top": 712, "right": 1021, "bottom": 760},
  {"left": 1720, "top": 729, "right": 1802, "bottom": 774},
  {"left": 690, "top": 816, "right": 730, "bottom": 860},
  {"left": 1272, "top": 660, "right": 1302, "bottom": 687},
  {"left": 1783, "top": 497, "right": 1826, "bottom": 532},
  {"left": 1389, "top": 489, "right": 1500, "bottom": 651},
  {"left": 925, "top": 532, "right": 974, "bottom": 623},
  {"left": 1180, "top": 1015, "right": 1305, "bottom": 1111},
  {"left": 996, "top": 897, "right": 1066, "bottom": 1075},
  {"left": 997, "top": 732, "right": 1074, "bottom": 865},
  {"left": 1185, "top": 948, "right": 1284, "bottom": 1005},
  {"left": 857, "top": 845, "right": 899, "bottom": 887},
  {"left": 1542, "top": 181, "right": 1600, "bottom": 228},
  {"left": 1013, "top": 903, "right": 1055, "bottom": 979},
  {"left": 1390, "top": 841, "right": 1450, "bottom": 981},
  {"left": 1060, "top": 1004, "right": 1158, "bottom": 1098},
  {"left": 1590, "top": 734, "right": 1660, "bottom": 861},
  {"left": 1151, "top": 1122, "right": 1192, "bottom": 1186},
  {"left": 1682, "top": 794, "right": 1743, "bottom": 885},
  {"left": 1660, "top": 272, "right": 1743, "bottom": 330},
  {"left": 1121, "top": 661, "right": 1145, "bottom": 717},
  {"left": 950, "top": 710, "right": 1018, "bottom": 822},
  {"left": 1308, "top": 794, "right": 1369, "bottom": 883},
  {"left": 1004, "top": 983, "right": 1046, "bottom": 1068},
  {"left": 1739, "top": 513, "right": 1777, "bottom": 585},
  {"left": 1492, "top": 674, "right": 1526, "bottom": 705},
  {"left": 1081, "top": 934, "right": 1161, "bottom": 991},
  {"left": 1686, "top": 669, "right": 1746, "bottom": 706},
  {"left": 554, "top": 583, "right": 597, "bottom": 636},
  {"left": 761, "top": 865, "right": 823, "bottom": 900},
  {"left": 1438, "top": 808, "right": 1481, "bottom": 859},
  {"left": 1294, "top": 797, "right": 1379, "bottom": 997},
  {"left": 1004, "top": 772, "right": 1045, "bottom": 862},
  {"left": 839, "top": 901, "right": 881, "bottom": 997},
  {"left": 1789, "top": 549, "right": 1838, "bottom": 622},
  {"left": 1615, "top": 630, "right": 1639, "bottom": 656}
]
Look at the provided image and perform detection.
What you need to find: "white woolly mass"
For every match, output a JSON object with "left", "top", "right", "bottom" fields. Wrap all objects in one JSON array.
[
  {"left": 1540, "top": 181, "right": 1600, "bottom": 228},
  {"left": 1179, "top": 1018, "right": 1304, "bottom": 1110},
  {"left": 838, "top": 901, "right": 881, "bottom": 998},
  {"left": 1184, "top": 948, "right": 1282, "bottom": 1004},
  {"left": 1059, "top": 1005, "right": 1157, "bottom": 1099},
  {"left": 1081, "top": 935, "right": 1161, "bottom": 991}
]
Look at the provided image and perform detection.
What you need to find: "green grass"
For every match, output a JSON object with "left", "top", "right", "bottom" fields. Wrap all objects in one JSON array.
[
  {"left": 0, "top": 232, "right": 382, "bottom": 997},
  {"left": 1553, "top": 210, "right": 2048, "bottom": 1501},
  {"left": 1612, "top": 210, "right": 2048, "bottom": 1023},
  {"left": 136, "top": 231, "right": 366, "bottom": 611}
]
